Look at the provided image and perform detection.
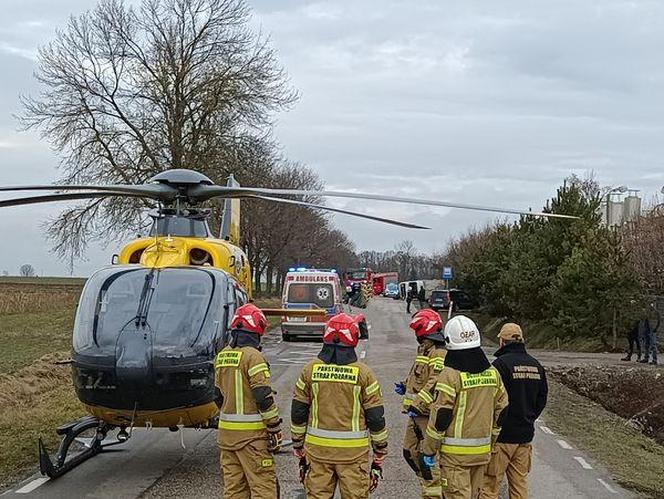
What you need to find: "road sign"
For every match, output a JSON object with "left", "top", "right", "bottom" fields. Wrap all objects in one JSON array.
[{"left": 442, "top": 267, "right": 453, "bottom": 280}]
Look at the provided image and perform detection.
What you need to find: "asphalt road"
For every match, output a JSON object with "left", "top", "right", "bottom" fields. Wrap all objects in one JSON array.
[{"left": 3, "top": 298, "right": 634, "bottom": 498}]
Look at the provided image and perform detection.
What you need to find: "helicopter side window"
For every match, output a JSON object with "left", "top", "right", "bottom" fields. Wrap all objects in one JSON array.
[
  {"left": 235, "top": 286, "right": 248, "bottom": 306},
  {"left": 150, "top": 217, "right": 209, "bottom": 238}
]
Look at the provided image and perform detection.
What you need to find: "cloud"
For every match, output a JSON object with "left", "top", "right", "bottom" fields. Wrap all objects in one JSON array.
[
  {"left": 2, "top": 0, "right": 664, "bottom": 274},
  {"left": 0, "top": 42, "right": 37, "bottom": 61}
]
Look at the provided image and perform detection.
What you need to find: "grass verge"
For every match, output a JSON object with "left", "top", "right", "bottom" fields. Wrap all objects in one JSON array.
[
  {"left": 0, "top": 309, "right": 76, "bottom": 374},
  {"left": 0, "top": 353, "right": 84, "bottom": 489},
  {"left": 543, "top": 378, "right": 664, "bottom": 497}
]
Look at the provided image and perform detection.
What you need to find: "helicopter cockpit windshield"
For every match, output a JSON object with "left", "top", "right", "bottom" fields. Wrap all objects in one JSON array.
[{"left": 73, "top": 266, "right": 226, "bottom": 360}]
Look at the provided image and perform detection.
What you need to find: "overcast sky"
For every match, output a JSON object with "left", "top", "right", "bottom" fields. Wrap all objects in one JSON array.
[{"left": 1, "top": 0, "right": 664, "bottom": 276}]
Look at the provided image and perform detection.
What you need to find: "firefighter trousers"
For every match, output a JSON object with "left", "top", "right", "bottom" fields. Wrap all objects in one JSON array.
[
  {"left": 479, "top": 443, "right": 532, "bottom": 499},
  {"left": 439, "top": 456, "right": 486, "bottom": 499},
  {"left": 220, "top": 439, "right": 279, "bottom": 499},
  {"left": 304, "top": 457, "right": 369, "bottom": 499},
  {"left": 403, "top": 417, "right": 443, "bottom": 497}
]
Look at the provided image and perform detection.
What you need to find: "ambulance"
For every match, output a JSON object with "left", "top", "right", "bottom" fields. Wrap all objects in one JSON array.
[{"left": 281, "top": 268, "right": 344, "bottom": 341}]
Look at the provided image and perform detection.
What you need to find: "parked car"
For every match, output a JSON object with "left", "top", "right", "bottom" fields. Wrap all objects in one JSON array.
[
  {"left": 429, "top": 288, "right": 478, "bottom": 311},
  {"left": 383, "top": 282, "right": 400, "bottom": 299}
]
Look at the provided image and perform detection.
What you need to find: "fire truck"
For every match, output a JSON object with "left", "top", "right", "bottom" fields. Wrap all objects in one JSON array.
[
  {"left": 344, "top": 267, "right": 373, "bottom": 285},
  {"left": 281, "top": 268, "right": 344, "bottom": 341},
  {"left": 372, "top": 272, "right": 399, "bottom": 295}
]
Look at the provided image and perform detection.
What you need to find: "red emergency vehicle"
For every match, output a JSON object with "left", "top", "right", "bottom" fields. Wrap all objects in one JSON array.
[
  {"left": 372, "top": 272, "right": 399, "bottom": 295},
  {"left": 345, "top": 267, "right": 373, "bottom": 286}
]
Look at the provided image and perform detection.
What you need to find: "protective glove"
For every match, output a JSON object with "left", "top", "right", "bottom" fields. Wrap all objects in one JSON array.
[
  {"left": 267, "top": 429, "right": 283, "bottom": 453},
  {"left": 407, "top": 408, "right": 421, "bottom": 418},
  {"left": 394, "top": 382, "right": 406, "bottom": 395},
  {"left": 293, "top": 445, "right": 305, "bottom": 460},
  {"left": 298, "top": 456, "right": 309, "bottom": 484},
  {"left": 369, "top": 455, "right": 385, "bottom": 493},
  {"left": 422, "top": 455, "right": 436, "bottom": 468}
]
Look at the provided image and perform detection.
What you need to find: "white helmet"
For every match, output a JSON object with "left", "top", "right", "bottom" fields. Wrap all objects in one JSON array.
[{"left": 444, "top": 315, "right": 481, "bottom": 350}]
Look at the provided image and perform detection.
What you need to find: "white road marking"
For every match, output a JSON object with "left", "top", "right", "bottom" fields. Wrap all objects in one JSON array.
[
  {"left": 573, "top": 456, "right": 593, "bottom": 470},
  {"left": 556, "top": 439, "right": 573, "bottom": 450},
  {"left": 597, "top": 478, "right": 618, "bottom": 494},
  {"left": 539, "top": 426, "right": 555, "bottom": 435},
  {"left": 15, "top": 477, "right": 49, "bottom": 494}
]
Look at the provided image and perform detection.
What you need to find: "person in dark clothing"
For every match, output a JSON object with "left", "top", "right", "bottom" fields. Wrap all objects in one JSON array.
[
  {"left": 639, "top": 302, "right": 660, "bottom": 365},
  {"left": 417, "top": 286, "right": 427, "bottom": 310},
  {"left": 406, "top": 286, "right": 416, "bottom": 314},
  {"left": 621, "top": 320, "right": 642, "bottom": 362},
  {"left": 480, "top": 323, "right": 548, "bottom": 499},
  {"left": 637, "top": 316, "right": 652, "bottom": 364}
]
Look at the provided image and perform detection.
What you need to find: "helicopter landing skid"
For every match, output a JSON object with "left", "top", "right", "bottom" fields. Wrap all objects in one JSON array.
[{"left": 38, "top": 416, "right": 125, "bottom": 479}]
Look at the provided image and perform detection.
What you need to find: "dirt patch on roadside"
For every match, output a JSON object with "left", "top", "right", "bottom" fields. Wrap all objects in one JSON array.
[
  {"left": 0, "top": 352, "right": 73, "bottom": 407},
  {"left": 0, "top": 352, "right": 83, "bottom": 488},
  {"left": 550, "top": 365, "right": 664, "bottom": 446}
]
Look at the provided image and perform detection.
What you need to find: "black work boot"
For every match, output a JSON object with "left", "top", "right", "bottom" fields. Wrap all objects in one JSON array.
[
  {"left": 638, "top": 357, "right": 649, "bottom": 363},
  {"left": 620, "top": 354, "right": 631, "bottom": 361}
]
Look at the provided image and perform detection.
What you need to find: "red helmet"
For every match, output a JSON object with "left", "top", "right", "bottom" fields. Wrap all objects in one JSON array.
[
  {"left": 324, "top": 313, "right": 360, "bottom": 347},
  {"left": 409, "top": 309, "right": 443, "bottom": 338},
  {"left": 354, "top": 314, "right": 369, "bottom": 339},
  {"left": 230, "top": 304, "right": 269, "bottom": 336}
]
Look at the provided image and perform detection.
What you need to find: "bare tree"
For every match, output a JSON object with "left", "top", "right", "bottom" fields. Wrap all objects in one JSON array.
[
  {"left": 19, "top": 264, "right": 36, "bottom": 277},
  {"left": 21, "top": 0, "right": 297, "bottom": 260},
  {"left": 623, "top": 206, "right": 664, "bottom": 296}
]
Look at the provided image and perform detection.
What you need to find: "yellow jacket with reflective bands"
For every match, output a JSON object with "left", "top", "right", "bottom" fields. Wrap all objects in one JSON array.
[
  {"left": 215, "top": 345, "right": 280, "bottom": 451},
  {"left": 403, "top": 340, "right": 447, "bottom": 415},
  {"left": 291, "top": 359, "right": 388, "bottom": 463},
  {"left": 423, "top": 366, "right": 508, "bottom": 466}
]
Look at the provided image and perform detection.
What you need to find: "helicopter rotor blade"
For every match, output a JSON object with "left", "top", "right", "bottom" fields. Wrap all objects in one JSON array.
[
  {"left": 244, "top": 194, "right": 431, "bottom": 229},
  {"left": 189, "top": 185, "right": 577, "bottom": 220},
  {"left": 0, "top": 191, "right": 146, "bottom": 208},
  {"left": 0, "top": 183, "right": 176, "bottom": 201}
]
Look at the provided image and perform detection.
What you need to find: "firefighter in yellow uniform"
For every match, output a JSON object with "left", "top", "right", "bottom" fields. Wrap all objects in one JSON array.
[
  {"left": 395, "top": 309, "right": 447, "bottom": 498},
  {"left": 215, "top": 304, "right": 282, "bottom": 498},
  {"left": 422, "top": 315, "right": 509, "bottom": 499},
  {"left": 291, "top": 313, "right": 388, "bottom": 499}
]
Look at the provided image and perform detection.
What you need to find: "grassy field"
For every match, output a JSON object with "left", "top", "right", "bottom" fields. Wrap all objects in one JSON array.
[
  {"left": 0, "top": 276, "right": 87, "bottom": 286},
  {"left": 0, "top": 278, "right": 82, "bottom": 488},
  {"left": 543, "top": 379, "right": 664, "bottom": 497},
  {"left": 0, "top": 280, "right": 282, "bottom": 488}
]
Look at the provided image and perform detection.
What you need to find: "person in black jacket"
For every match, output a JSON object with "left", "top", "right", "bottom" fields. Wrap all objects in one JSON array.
[
  {"left": 406, "top": 285, "right": 416, "bottom": 314},
  {"left": 417, "top": 286, "right": 427, "bottom": 310},
  {"left": 621, "top": 320, "right": 642, "bottom": 362},
  {"left": 480, "top": 323, "right": 547, "bottom": 499}
]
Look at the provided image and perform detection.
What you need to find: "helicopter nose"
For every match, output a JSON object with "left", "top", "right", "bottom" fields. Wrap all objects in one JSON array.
[{"left": 115, "top": 326, "right": 152, "bottom": 381}]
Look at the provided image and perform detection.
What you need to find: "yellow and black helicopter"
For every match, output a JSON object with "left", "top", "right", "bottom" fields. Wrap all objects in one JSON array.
[{"left": 0, "top": 168, "right": 574, "bottom": 478}]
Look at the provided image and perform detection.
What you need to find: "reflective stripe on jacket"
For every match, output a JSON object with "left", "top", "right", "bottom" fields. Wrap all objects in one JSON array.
[
  {"left": 215, "top": 346, "right": 280, "bottom": 451},
  {"left": 292, "top": 359, "right": 387, "bottom": 463},
  {"left": 403, "top": 340, "right": 447, "bottom": 415},
  {"left": 423, "top": 366, "right": 508, "bottom": 466}
]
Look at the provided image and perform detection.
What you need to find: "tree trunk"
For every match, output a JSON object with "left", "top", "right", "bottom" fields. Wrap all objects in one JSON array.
[
  {"left": 253, "top": 263, "right": 262, "bottom": 295},
  {"left": 612, "top": 307, "right": 618, "bottom": 350},
  {"left": 275, "top": 271, "right": 284, "bottom": 297},
  {"left": 266, "top": 266, "right": 273, "bottom": 294}
]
